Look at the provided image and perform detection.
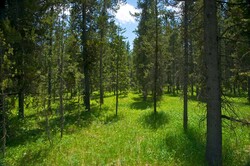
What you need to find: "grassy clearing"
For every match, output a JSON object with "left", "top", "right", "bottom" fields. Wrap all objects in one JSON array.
[{"left": 2, "top": 93, "right": 250, "bottom": 165}]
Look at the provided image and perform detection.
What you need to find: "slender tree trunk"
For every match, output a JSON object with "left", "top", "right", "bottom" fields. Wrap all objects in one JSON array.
[
  {"left": 196, "top": 85, "right": 199, "bottom": 98},
  {"left": 183, "top": 0, "right": 189, "bottom": 131},
  {"left": 172, "top": 57, "right": 176, "bottom": 95},
  {"left": 43, "top": 94, "right": 52, "bottom": 145},
  {"left": 0, "top": 6, "right": 7, "bottom": 154},
  {"left": 143, "top": 87, "right": 147, "bottom": 101},
  {"left": 99, "top": 0, "right": 107, "bottom": 106},
  {"left": 153, "top": 0, "right": 158, "bottom": 114},
  {"left": 1, "top": 93, "right": 6, "bottom": 157},
  {"left": 100, "top": 43, "right": 104, "bottom": 105},
  {"left": 190, "top": 39, "right": 194, "bottom": 97},
  {"left": 0, "top": 47, "right": 6, "bottom": 156},
  {"left": 59, "top": 10, "right": 65, "bottom": 138},
  {"left": 82, "top": 1, "right": 90, "bottom": 111},
  {"left": 176, "top": 80, "right": 179, "bottom": 94},
  {"left": 59, "top": 63, "right": 64, "bottom": 138},
  {"left": 238, "top": 84, "right": 241, "bottom": 95},
  {"left": 204, "top": 0, "right": 222, "bottom": 165},
  {"left": 115, "top": 30, "right": 120, "bottom": 116},
  {"left": 248, "top": 76, "right": 250, "bottom": 102},
  {"left": 0, "top": 43, "right": 3, "bottom": 123},
  {"left": 18, "top": 49, "right": 25, "bottom": 119},
  {"left": 48, "top": 6, "right": 53, "bottom": 114},
  {"left": 18, "top": 87, "right": 24, "bottom": 119},
  {"left": 233, "top": 82, "right": 236, "bottom": 95}
]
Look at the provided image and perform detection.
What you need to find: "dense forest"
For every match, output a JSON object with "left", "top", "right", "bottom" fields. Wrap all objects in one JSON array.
[{"left": 0, "top": 0, "right": 249, "bottom": 165}]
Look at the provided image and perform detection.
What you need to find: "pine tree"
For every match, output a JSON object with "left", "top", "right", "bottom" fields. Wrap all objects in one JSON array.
[{"left": 204, "top": 0, "right": 222, "bottom": 165}]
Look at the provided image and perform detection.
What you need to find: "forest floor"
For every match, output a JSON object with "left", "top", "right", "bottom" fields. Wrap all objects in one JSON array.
[{"left": 2, "top": 92, "right": 250, "bottom": 166}]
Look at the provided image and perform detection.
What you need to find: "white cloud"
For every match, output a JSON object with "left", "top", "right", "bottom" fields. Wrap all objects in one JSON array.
[
  {"left": 165, "top": 2, "right": 183, "bottom": 14},
  {"left": 115, "top": 3, "right": 141, "bottom": 24}
]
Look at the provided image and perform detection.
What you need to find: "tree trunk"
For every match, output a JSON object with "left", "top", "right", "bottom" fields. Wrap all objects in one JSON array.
[
  {"left": 248, "top": 76, "right": 250, "bottom": 102},
  {"left": 59, "top": 8, "right": 65, "bottom": 138},
  {"left": 183, "top": 0, "right": 189, "bottom": 131},
  {"left": 59, "top": 68, "right": 64, "bottom": 138},
  {"left": 0, "top": 41, "right": 3, "bottom": 124},
  {"left": 233, "top": 82, "right": 236, "bottom": 95},
  {"left": 48, "top": 6, "right": 53, "bottom": 114},
  {"left": 143, "top": 88, "right": 147, "bottom": 101},
  {"left": 153, "top": 0, "right": 158, "bottom": 114},
  {"left": 204, "top": 0, "right": 222, "bottom": 165},
  {"left": 0, "top": 42, "right": 6, "bottom": 156},
  {"left": 82, "top": 1, "right": 90, "bottom": 111},
  {"left": 115, "top": 29, "right": 120, "bottom": 116},
  {"left": 99, "top": 0, "right": 107, "bottom": 106},
  {"left": 1, "top": 93, "right": 6, "bottom": 157},
  {"left": 190, "top": 39, "right": 194, "bottom": 97},
  {"left": 18, "top": 87, "right": 24, "bottom": 119},
  {"left": 43, "top": 94, "right": 52, "bottom": 145},
  {"left": 172, "top": 56, "right": 176, "bottom": 95},
  {"left": 176, "top": 80, "right": 180, "bottom": 94}
]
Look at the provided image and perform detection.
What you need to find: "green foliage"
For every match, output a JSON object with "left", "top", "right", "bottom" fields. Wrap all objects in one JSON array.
[{"left": 0, "top": 0, "right": 250, "bottom": 165}]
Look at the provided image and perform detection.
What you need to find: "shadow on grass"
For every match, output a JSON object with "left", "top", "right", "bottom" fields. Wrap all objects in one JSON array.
[
  {"left": 158, "top": 128, "right": 206, "bottom": 165},
  {"left": 7, "top": 128, "right": 44, "bottom": 147},
  {"left": 139, "top": 111, "right": 169, "bottom": 130},
  {"left": 7, "top": 114, "right": 44, "bottom": 148},
  {"left": 224, "top": 92, "right": 248, "bottom": 98},
  {"left": 7, "top": 100, "right": 121, "bottom": 148},
  {"left": 18, "top": 145, "right": 50, "bottom": 165},
  {"left": 64, "top": 102, "right": 79, "bottom": 112},
  {"left": 44, "top": 107, "right": 98, "bottom": 131},
  {"left": 103, "top": 114, "right": 123, "bottom": 124},
  {"left": 40, "top": 103, "right": 123, "bottom": 135},
  {"left": 130, "top": 97, "right": 153, "bottom": 110},
  {"left": 91, "top": 93, "right": 115, "bottom": 100}
]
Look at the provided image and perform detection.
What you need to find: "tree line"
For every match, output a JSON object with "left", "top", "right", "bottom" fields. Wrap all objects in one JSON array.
[{"left": 0, "top": 0, "right": 249, "bottom": 165}]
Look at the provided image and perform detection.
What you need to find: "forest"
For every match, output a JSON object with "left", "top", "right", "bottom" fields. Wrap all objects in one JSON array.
[{"left": 0, "top": 0, "right": 249, "bottom": 165}]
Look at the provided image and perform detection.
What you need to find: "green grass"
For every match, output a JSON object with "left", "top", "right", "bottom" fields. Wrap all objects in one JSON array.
[{"left": 2, "top": 93, "right": 250, "bottom": 166}]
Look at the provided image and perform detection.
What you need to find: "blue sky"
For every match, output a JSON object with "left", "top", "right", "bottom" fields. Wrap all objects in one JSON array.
[
  {"left": 113, "top": 1, "right": 182, "bottom": 49},
  {"left": 114, "top": 0, "right": 140, "bottom": 49}
]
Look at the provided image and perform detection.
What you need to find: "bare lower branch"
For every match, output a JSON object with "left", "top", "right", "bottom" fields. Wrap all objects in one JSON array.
[
  {"left": 221, "top": 115, "right": 250, "bottom": 126},
  {"left": 217, "top": 1, "right": 248, "bottom": 6}
]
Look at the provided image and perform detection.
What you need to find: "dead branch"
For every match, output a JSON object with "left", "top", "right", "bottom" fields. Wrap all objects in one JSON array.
[{"left": 221, "top": 115, "right": 250, "bottom": 126}]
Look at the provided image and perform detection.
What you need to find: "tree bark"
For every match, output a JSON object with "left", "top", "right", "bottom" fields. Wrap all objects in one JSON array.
[
  {"left": 115, "top": 29, "right": 120, "bottom": 116},
  {"left": 0, "top": 36, "right": 3, "bottom": 125},
  {"left": 18, "top": 86, "right": 24, "bottom": 119},
  {"left": 18, "top": 48, "right": 25, "bottom": 119},
  {"left": 82, "top": 1, "right": 90, "bottom": 111},
  {"left": 248, "top": 76, "right": 250, "bottom": 102},
  {"left": 99, "top": 0, "right": 107, "bottom": 106},
  {"left": 1, "top": 93, "right": 6, "bottom": 157},
  {"left": 190, "top": 39, "right": 194, "bottom": 97},
  {"left": 59, "top": 8, "right": 65, "bottom": 138},
  {"left": 48, "top": 6, "right": 53, "bottom": 114},
  {"left": 204, "top": 0, "right": 222, "bottom": 165},
  {"left": 0, "top": 3, "right": 7, "bottom": 156},
  {"left": 183, "top": 0, "right": 189, "bottom": 131},
  {"left": 153, "top": 0, "right": 158, "bottom": 114},
  {"left": 0, "top": 39, "right": 6, "bottom": 157}
]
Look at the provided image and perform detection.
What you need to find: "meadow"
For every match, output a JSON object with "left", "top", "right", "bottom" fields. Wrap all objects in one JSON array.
[{"left": 2, "top": 93, "right": 250, "bottom": 166}]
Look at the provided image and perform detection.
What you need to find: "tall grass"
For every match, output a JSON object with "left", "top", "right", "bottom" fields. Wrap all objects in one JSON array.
[{"left": 2, "top": 93, "right": 250, "bottom": 165}]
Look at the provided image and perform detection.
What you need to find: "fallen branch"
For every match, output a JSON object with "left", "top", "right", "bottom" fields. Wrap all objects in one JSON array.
[{"left": 221, "top": 115, "right": 250, "bottom": 126}]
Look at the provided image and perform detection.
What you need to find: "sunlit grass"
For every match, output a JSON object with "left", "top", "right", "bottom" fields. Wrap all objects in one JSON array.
[{"left": 3, "top": 92, "right": 250, "bottom": 165}]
